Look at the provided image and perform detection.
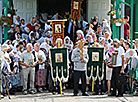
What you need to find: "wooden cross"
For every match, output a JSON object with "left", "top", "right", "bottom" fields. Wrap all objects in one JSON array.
[{"left": 76, "top": 39, "right": 87, "bottom": 56}]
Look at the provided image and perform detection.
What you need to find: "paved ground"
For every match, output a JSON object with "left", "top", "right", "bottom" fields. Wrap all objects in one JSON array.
[{"left": 1, "top": 90, "right": 138, "bottom": 102}]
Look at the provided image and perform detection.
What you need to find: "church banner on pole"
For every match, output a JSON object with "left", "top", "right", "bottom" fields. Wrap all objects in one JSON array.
[
  {"left": 48, "top": 19, "right": 67, "bottom": 46},
  {"left": 71, "top": 0, "right": 81, "bottom": 21},
  {"left": 49, "top": 48, "right": 69, "bottom": 82},
  {"left": 87, "top": 47, "right": 104, "bottom": 92}
]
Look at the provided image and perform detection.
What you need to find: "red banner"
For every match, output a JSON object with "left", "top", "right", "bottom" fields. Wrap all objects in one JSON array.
[
  {"left": 52, "top": 21, "right": 64, "bottom": 46},
  {"left": 71, "top": 0, "right": 81, "bottom": 21}
]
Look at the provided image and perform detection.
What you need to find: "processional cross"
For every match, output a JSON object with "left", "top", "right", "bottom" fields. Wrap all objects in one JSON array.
[{"left": 76, "top": 39, "right": 87, "bottom": 56}]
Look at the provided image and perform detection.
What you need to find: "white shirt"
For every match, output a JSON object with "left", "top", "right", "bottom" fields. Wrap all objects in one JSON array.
[
  {"left": 114, "top": 46, "right": 125, "bottom": 66},
  {"left": 35, "top": 50, "right": 46, "bottom": 69}
]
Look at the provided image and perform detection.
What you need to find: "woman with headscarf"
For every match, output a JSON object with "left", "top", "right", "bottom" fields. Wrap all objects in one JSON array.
[
  {"left": 1, "top": 44, "right": 13, "bottom": 96},
  {"left": 102, "top": 19, "right": 112, "bottom": 35},
  {"left": 75, "top": 30, "right": 85, "bottom": 42},
  {"left": 64, "top": 36, "right": 73, "bottom": 48},
  {"left": 9, "top": 45, "right": 21, "bottom": 87},
  {"left": 85, "top": 35, "right": 94, "bottom": 47}
]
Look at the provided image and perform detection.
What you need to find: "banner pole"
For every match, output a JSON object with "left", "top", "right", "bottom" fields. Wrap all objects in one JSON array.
[
  {"left": 92, "top": 79, "right": 94, "bottom": 92},
  {"left": 60, "top": 80, "right": 62, "bottom": 95}
]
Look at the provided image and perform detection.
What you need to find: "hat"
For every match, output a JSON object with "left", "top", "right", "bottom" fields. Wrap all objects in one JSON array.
[{"left": 1, "top": 44, "right": 10, "bottom": 51}]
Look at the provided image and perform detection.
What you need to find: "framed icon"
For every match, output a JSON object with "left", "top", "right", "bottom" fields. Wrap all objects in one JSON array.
[
  {"left": 28, "top": 59, "right": 33, "bottom": 66},
  {"left": 112, "top": 53, "right": 117, "bottom": 65},
  {"left": 55, "top": 24, "right": 62, "bottom": 33},
  {"left": 73, "top": 1, "right": 79, "bottom": 10},
  {"left": 92, "top": 52, "right": 99, "bottom": 61},
  {"left": 55, "top": 53, "right": 63, "bottom": 63}
]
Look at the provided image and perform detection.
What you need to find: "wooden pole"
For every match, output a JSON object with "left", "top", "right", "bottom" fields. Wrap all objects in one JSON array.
[{"left": 2, "top": 73, "right": 11, "bottom": 99}]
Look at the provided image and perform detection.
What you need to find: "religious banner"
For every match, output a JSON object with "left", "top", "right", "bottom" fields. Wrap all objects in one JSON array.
[
  {"left": 71, "top": 0, "right": 81, "bottom": 21},
  {"left": 48, "top": 20, "right": 67, "bottom": 46},
  {"left": 49, "top": 48, "right": 69, "bottom": 82},
  {"left": 87, "top": 47, "right": 104, "bottom": 91}
]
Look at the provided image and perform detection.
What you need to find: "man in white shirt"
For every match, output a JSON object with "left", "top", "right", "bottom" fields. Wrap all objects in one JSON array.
[
  {"left": 19, "top": 43, "right": 38, "bottom": 95},
  {"left": 108, "top": 39, "right": 125, "bottom": 97}
]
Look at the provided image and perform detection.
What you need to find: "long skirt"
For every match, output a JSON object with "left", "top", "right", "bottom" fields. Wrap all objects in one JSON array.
[
  {"left": 10, "top": 73, "right": 20, "bottom": 86},
  {"left": 2, "top": 74, "right": 12, "bottom": 93},
  {"left": 35, "top": 69, "right": 46, "bottom": 86}
]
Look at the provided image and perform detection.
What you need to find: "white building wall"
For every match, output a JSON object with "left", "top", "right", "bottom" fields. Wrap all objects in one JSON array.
[
  {"left": 13, "top": 0, "right": 37, "bottom": 23},
  {"left": 87, "top": 0, "right": 110, "bottom": 23}
]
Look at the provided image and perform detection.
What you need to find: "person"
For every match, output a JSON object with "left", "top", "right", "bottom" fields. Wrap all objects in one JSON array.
[
  {"left": 64, "top": 36, "right": 73, "bottom": 48},
  {"left": 135, "top": 39, "right": 138, "bottom": 55},
  {"left": 1, "top": 44, "right": 13, "bottom": 96},
  {"left": 20, "top": 19, "right": 27, "bottom": 30},
  {"left": 19, "top": 43, "right": 38, "bottom": 95},
  {"left": 71, "top": 41, "right": 89, "bottom": 96},
  {"left": 14, "top": 16, "right": 21, "bottom": 25},
  {"left": 55, "top": 38, "right": 64, "bottom": 48},
  {"left": 124, "top": 42, "right": 131, "bottom": 73},
  {"left": 102, "top": 19, "right": 112, "bottom": 35},
  {"left": 124, "top": 16, "right": 130, "bottom": 40},
  {"left": 7, "top": 25, "right": 15, "bottom": 39},
  {"left": 10, "top": 25, "right": 22, "bottom": 41},
  {"left": 75, "top": 30, "right": 85, "bottom": 42},
  {"left": 85, "top": 35, "right": 93, "bottom": 47},
  {"left": 9, "top": 45, "right": 21, "bottom": 86},
  {"left": 105, "top": 46, "right": 115, "bottom": 95},
  {"left": 99, "top": 37, "right": 105, "bottom": 47},
  {"left": 108, "top": 39, "right": 125, "bottom": 97},
  {"left": 92, "top": 18, "right": 98, "bottom": 32},
  {"left": 33, "top": 43, "right": 46, "bottom": 92},
  {"left": 130, "top": 50, "right": 138, "bottom": 95},
  {"left": 40, "top": 39, "right": 51, "bottom": 90},
  {"left": 96, "top": 25, "right": 103, "bottom": 40},
  {"left": 52, "top": 13, "right": 59, "bottom": 20},
  {"left": 104, "top": 31, "right": 112, "bottom": 44},
  {"left": 26, "top": 17, "right": 37, "bottom": 31}
]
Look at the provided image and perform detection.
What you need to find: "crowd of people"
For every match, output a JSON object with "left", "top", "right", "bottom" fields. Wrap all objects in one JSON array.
[{"left": 0, "top": 11, "right": 138, "bottom": 98}]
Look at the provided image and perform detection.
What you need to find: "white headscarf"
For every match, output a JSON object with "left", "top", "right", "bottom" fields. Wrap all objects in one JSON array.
[
  {"left": 56, "top": 38, "right": 63, "bottom": 44},
  {"left": 1, "top": 44, "right": 10, "bottom": 51}
]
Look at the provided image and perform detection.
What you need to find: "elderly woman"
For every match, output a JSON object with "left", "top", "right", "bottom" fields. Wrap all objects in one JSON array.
[
  {"left": 1, "top": 44, "right": 13, "bottom": 96},
  {"left": 128, "top": 49, "right": 138, "bottom": 95}
]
